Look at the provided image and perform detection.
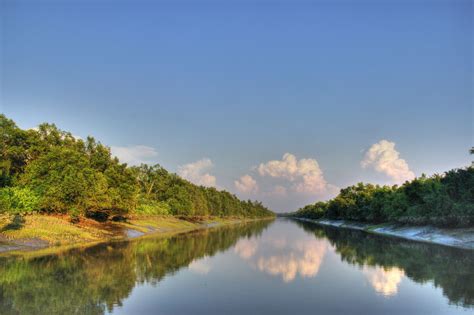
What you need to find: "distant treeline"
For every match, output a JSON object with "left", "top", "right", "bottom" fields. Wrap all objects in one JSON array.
[
  {"left": 0, "top": 115, "right": 274, "bottom": 219},
  {"left": 290, "top": 157, "right": 474, "bottom": 227}
]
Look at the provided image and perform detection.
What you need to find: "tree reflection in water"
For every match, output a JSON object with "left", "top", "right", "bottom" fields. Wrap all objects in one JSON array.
[
  {"left": 0, "top": 220, "right": 272, "bottom": 315},
  {"left": 0, "top": 219, "right": 472, "bottom": 315},
  {"left": 295, "top": 220, "right": 474, "bottom": 307}
]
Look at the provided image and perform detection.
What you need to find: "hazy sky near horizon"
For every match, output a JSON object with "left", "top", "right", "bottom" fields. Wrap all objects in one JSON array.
[{"left": 1, "top": 0, "right": 472, "bottom": 212}]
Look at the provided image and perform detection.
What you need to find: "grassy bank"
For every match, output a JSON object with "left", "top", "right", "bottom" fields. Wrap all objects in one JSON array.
[{"left": 0, "top": 214, "right": 271, "bottom": 254}]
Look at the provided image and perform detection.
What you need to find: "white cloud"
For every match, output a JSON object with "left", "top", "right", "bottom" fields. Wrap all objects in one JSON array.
[
  {"left": 257, "top": 153, "right": 332, "bottom": 195},
  {"left": 234, "top": 175, "right": 259, "bottom": 194},
  {"left": 178, "top": 158, "right": 217, "bottom": 187},
  {"left": 110, "top": 145, "right": 158, "bottom": 166},
  {"left": 361, "top": 140, "right": 415, "bottom": 184}
]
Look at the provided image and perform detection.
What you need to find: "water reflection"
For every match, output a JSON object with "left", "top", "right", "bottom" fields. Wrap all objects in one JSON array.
[
  {"left": 363, "top": 266, "right": 405, "bottom": 296},
  {"left": 255, "top": 239, "right": 327, "bottom": 282},
  {"left": 295, "top": 220, "right": 474, "bottom": 307},
  {"left": 0, "top": 219, "right": 472, "bottom": 314},
  {"left": 0, "top": 220, "right": 272, "bottom": 315},
  {"left": 234, "top": 239, "right": 258, "bottom": 259},
  {"left": 231, "top": 222, "right": 329, "bottom": 283},
  {"left": 188, "top": 257, "right": 212, "bottom": 275}
]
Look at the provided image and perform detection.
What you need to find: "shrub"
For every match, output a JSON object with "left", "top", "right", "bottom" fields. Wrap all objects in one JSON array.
[
  {"left": 291, "top": 167, "right": 474, "bottom": 228},
  {"left": 69, "top": 207, "right": 81, "bottom": 223},
  {"left": 135, "top": 200, "right": 171, "bottom": 216},
  {"left": 0, "top": 187, "right": 40, "bottom": 215}
]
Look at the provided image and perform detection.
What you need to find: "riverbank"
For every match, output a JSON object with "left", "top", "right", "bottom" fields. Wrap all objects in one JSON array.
[
  {"left": 0, "top": 214, "right": 273, "bottom": 255},
  {"left": 294, "top": 218, "right": 474, "bottom": 250}
]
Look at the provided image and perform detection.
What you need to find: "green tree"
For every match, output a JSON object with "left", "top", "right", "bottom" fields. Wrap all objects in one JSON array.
[
  {"left": 0, "top": 115, "right": 274, "bottom": 220},
  {"left": 0, "top": 115, "right": 30, "bottom": 187},
  {"left": 20, "top": 147, "right": 106, "bottom": 214}
]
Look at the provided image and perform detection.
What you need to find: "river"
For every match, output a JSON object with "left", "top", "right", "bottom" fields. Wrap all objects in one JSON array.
[{"left": 0, "top": 219, "right": 472, "bottom": 314}]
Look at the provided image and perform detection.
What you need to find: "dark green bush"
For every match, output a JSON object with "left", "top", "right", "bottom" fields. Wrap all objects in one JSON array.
[
  {"left": 0, "top": 114, "right": 274, "bottom": 220},
  {"left": 291, "top": 167, "right": 474, "bottom": 227},
  {"left": 0, "top": 187, "right": 40, "bottom": 215}
]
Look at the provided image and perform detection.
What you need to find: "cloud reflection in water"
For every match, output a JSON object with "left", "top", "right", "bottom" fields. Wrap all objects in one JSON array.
[
  {"left": 188, "top": 257, "right": 212, "bottom": 275},
  {"left": 234, "top": 235, "right": 327, "bottom": 283},
  {"left": 363, "top": 266, "right": 405, "bottom": 296},
  {"left": 234, "top": 239, "right": 259, "bottom": 260}
]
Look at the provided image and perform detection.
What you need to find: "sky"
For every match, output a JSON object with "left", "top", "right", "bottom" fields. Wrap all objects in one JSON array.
[{"left": 1, "top": 0, "right": 472, "bottom": 212}]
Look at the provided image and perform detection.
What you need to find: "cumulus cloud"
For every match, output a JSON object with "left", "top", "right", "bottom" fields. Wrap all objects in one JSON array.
[
  {"left": 258, "top": 153, "right": 332, "bottom": 195},
  {"left": 361, "top": 140, "right": 415, "bottom": 184},
  {"left": 178, "top": 158, "right": 217, "bottom": 187},
  {"left": 234, "top": 175, "right": 259, "bottom": 194},
  {"left": 111, "top": 145, "right": 158, "bottom": 166}
]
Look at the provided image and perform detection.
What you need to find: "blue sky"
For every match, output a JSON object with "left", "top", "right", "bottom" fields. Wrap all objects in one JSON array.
[{"left": 1, "top": 0, "right": 472, "bottom": 212}]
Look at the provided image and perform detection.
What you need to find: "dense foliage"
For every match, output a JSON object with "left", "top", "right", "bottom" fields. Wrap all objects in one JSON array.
[
  {"left": 130, "top": 164, "right": 272, "bottom": 217},
  {"left": 0, "top": 115, "right": 273, "bottom": 219},
  {"left": 291, "top": 163, "right": 474, "bottom": 227}
]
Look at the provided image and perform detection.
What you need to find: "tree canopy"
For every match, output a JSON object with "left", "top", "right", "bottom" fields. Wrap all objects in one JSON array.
[
  {"left": 0, "top": 115, "right": 273, "bottom": 219},
  {"left": 290, "top": 166, "right": 474, "bottom": 227}
]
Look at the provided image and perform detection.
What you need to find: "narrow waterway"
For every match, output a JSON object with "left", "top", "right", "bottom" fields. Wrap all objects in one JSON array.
[{"left": 0, "top": 219, "right": 472, "bottom": 314}]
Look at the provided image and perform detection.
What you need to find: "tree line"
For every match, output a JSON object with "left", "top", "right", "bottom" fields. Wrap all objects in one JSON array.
[
  {"left": 0, "top": 115, "right": 274, "bottom": 219},
  {"left": 290, "top": 151, "right": 474, "bottom": 227}
]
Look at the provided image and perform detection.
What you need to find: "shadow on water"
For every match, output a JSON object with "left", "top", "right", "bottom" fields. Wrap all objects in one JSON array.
[
  {"left": 294, "top": 219, "right": 474, "bottom": 308},
  {"left": 0, "top": 220, "right": 272, "bottom": 315}
]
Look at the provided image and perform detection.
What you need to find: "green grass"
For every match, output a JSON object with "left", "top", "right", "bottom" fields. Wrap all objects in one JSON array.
[
  {"left": 0, "top": 214, "right": 261, "bottom": 253},
  {"left": 0, "top": 215, "right": 109, "bottom": 245},
  {"left": 118, "top": 216, "right": 200, "bottom": 233}
]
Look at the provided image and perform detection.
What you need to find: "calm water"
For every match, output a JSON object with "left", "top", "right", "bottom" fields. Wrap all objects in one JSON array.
[{"left": 0, "top": 219, "right": 473, "bottom": 315}]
